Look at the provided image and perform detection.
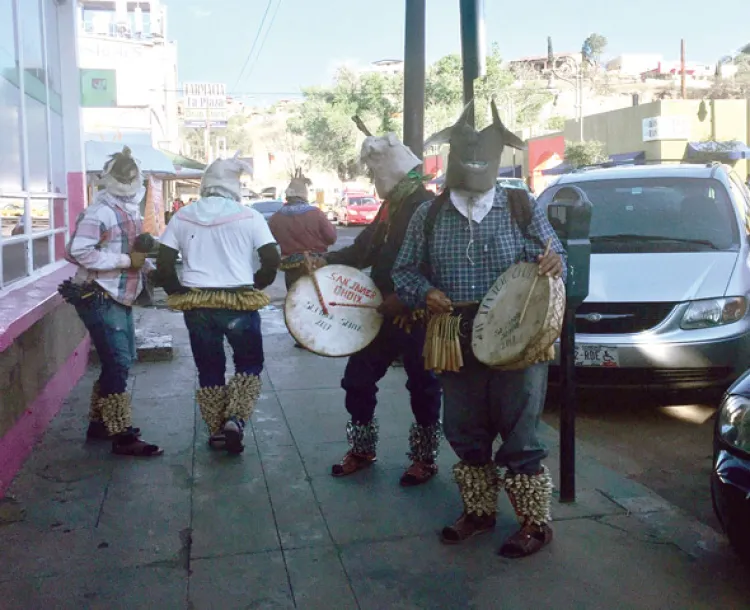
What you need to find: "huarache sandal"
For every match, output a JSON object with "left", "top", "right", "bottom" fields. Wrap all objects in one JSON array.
[
  {"left": 331, "top": 451, "right": 376, "bottom": 477},
  {"left": 400, "top": 461, "right": 438, "bottom": 487},
  {"left": 440, "top": 512, "right": 496, "bottom": 544},
  {"left": 112, "top": 433, "right": 164, "bottom": 457},
  {"left": 498, "top": 523, "right": 553, "bottom": 558},
  {"left": 223, "top": 417, "right": 245, "bottom": 455}
]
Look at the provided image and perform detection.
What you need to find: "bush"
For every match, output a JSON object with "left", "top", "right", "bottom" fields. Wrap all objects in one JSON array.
[{"left": 565, "top": 140, "right": 607, "bottom": 168}]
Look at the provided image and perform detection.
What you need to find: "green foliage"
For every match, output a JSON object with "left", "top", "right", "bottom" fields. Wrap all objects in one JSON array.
[
  {"left": 296, "top": 45, "right": 552, "bottom": 180},
  {"left": 584, "top": 33, "right": 608, "bottom": 61},
  {"left": 565, "top": 140, "right": 607, "bottom": 168},
  {"left": 546, "top": 115, "right": 566, "bottom": 132}
]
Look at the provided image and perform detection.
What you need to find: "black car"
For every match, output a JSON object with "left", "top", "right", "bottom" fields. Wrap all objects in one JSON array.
[
  {"left": 250, "top": 199, "right": 283, "bottom": 221},
  {"left": 711, "top": 371, "right": 750, "bottom": 562}
]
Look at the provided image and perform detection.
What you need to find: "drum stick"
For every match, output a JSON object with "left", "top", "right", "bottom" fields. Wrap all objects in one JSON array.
[
  {"left": 304, "top": 253, "right": 329, "bottom": 316},
  {"left": 519, "top": 238, "right": 553, "bottom": 324},
  {"left": 328, "top": 302, "right": 378, "bottom": 309}
]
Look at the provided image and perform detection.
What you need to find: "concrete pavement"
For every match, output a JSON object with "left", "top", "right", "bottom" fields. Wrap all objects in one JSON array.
[{"left": 1, "top": 304, "right": 749, "bottom": 609}]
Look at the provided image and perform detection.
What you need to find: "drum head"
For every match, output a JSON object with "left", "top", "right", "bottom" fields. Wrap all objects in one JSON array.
[
  {"left": 472, "top": 262, "right": 564, "bottom": 367},
  {"left": 284, "top": 265, "right": 384, "bottom": 357}
]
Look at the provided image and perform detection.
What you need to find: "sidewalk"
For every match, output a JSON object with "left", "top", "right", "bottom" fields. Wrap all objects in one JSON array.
[{"left": 1, "top": 305, "right": 749, "bottom": 609}]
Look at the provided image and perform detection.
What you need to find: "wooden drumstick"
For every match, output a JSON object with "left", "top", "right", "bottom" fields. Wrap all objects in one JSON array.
[
  {"left": 519, "top": 238, "right": 553, "bottom": 324},
  {"left": 304, "top": 252, "right": 329, "bottom": 315},
  {"left": 328, "top": 302, "right": 379, "bottom": 309}
]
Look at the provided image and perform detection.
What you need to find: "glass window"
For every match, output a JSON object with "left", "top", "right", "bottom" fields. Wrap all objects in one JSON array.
[
  {"left": 49, "top": 110, "right": 65, "bottom": 192},
  {"left": 540, "top": 177, "right": 740, "bottom": 253},
  {"left": 20, "top": 0, "right": 44, "bottom": 86},
  {"left": 0, "top": 0, "right": 16, "bottom": 84},
  {"left": 0, "top": 76, "right": 23, "bottom": 192},
  {"left": 32, "top": 235, "right": 50, "bottom": 270},
  {"left": 24, "top": 95, "right": 50, "bottom": 193},
  {"left": 44, "top": 0, "right": 62, "bottom": 102}
]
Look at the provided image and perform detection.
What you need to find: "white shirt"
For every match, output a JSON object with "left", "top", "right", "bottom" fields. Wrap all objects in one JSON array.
[
  {"left": 160, "top": 197, "right": 276, "bottom": 288},
  {"left": 449, "top": 187, "right": 496, "bottom": 224}
]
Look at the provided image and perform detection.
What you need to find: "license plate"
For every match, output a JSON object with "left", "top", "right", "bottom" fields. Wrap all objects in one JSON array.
[{"left": 574, "top": 345, "right": 619, "bottom": 368}]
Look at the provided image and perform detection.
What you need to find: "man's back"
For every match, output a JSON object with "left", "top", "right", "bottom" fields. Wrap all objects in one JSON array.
[{"left": 268, "top": 202, "right": 336, "bottom": 257}]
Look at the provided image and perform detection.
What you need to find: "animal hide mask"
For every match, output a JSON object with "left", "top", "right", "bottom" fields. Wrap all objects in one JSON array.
[{"left": 424, "top": 100, "right": 526, "bottom": 193}]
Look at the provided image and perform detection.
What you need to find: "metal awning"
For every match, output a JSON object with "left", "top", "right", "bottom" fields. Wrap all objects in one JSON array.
[
  {"left": 85, "top": 141, "right": 176, "bottom": 175},
  {"left": 160, "top": 150, "right": 207, "bottom": 171},
  {"left": 498, "top": 165, "right": 522, "bottom": 178},
  {"left": 686, "top": 141, "right": 750, "bottom": 161}
]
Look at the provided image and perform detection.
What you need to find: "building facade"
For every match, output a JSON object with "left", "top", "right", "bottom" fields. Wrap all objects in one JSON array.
[
  {"left": 78, "top": 0, "right": 179, "bottom": 152},
  {"left": 0, "top": 0, "right": 88, "bottom": 495}
]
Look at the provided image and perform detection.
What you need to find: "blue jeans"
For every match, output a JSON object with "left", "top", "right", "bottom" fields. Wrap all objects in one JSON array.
[
  {"left": 75, "top": 297, "right": 136, "bottom": 397},
  {"left": 183, "top": 309, "right": 264, "bottom": 388},
  {"left": 441, "top": 362, "right": 550, "bottom": 475},
  {"left": 341, "top": 321, "right": 442, "bottom": 427}
]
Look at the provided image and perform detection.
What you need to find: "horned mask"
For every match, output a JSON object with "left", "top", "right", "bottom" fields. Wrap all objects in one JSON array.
[
  {"left": 360, "top": 132, "right": 421, "bottom": 199},
  {"left": 424, "top": 100, "right": 526, "bottom": 193},
  {"left": 200, "top": 152, "right": 252, "bottom": 201}
]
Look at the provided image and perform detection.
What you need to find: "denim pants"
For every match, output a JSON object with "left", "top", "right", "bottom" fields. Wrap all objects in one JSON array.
[
  {"left": 341, "top": 320, "right": 442, "bottom": 427},
  {"left": 440, "top": 362, "right": 550, "bottom": 475},
  {"left": 75, "top": 297, "right": 136, "bottom": 397},
  {"left": 183, "top": 309, "right": 264, "bottom": 388}
]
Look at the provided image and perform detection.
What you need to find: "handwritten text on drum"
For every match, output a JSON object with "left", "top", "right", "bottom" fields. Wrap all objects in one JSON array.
[
  {"left": 328, "top": 272, "right": 377, "bottom": 305},
  {"left": 304, "top": 300, "right": 363, "bottom": 333}
]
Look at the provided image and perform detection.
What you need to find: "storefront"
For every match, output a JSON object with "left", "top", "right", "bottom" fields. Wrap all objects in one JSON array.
[{"left": 0, "top": 0, "right": 88, "bottom": 495}]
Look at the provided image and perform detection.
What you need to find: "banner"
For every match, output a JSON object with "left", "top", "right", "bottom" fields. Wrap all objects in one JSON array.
[{"left": 143, "top": 176, "right": 165, "bottom": 237}]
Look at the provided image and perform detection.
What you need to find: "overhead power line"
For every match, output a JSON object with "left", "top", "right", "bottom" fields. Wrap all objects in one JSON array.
[
  {"left": 233, "top": 0, "right": 274, "bottom": 90},
  {"left": 242, "top": 0, "right": 284, "bottom": 84}
]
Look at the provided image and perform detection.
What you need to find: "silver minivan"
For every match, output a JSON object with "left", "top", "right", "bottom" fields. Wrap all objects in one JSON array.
[{"left": 537, "top": 163, "right": 750, "bottom": 390}]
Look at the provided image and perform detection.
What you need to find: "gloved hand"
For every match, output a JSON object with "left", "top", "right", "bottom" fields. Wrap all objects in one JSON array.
[{"left": 254, "top": 268, "right": 277, "bottom": 290}]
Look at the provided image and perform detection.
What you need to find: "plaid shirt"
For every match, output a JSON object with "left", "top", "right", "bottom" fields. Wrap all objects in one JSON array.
[
  {"left": 66, "top": 191, "right": 144, "bottom": 306},
  {"left": 392, "top": 187, "right": 567, "bottom": 308}
]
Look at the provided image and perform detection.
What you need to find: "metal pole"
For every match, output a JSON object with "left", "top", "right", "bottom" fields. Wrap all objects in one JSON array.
[
  {"left": 680, "top": 39, "right": 687, "bottom": 99},
  {"left": 459, "top": 0, "right": 480, "bottom": 127},
  {"left": 403, "top": 0, "right": 426, "bottom": 159},
  {"left": 204, "top": 106, "right": 211, "bottom": 163},
  {"left": 559, "top": 306, "right": 577, "bottom": 502},
  {"left": 578, "top": 71, "right": 584, "bottom": 141}
]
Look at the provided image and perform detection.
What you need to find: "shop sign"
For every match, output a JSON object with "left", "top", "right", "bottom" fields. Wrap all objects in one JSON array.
[{"left": 642, "top": 116, "right": 691, "bottom": 142}]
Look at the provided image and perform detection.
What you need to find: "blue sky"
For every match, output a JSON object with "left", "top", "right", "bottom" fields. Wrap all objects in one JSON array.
[{"left": 166, "top": 0, "right": 749, "bottom": 101}]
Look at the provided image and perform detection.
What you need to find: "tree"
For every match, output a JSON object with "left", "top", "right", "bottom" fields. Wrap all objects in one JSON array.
[
  {"left": 179, "top": 114, "right": 255, "bottom": 162},
  {"left": 583, "top": 33, "right": 608, "bottom": 63},
  {"left": 565, "top": 140, "right": 607, "bottom": 168},
  {"left": 546, "top": 116, "right": 566, "bottom": 131},
  {"left": 296, "top": 46, "right": 553, "bottom": 180}
]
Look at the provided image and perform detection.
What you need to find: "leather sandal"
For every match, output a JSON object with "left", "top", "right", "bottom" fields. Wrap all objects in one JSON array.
[
  {"left": 400, "top": 461, "right": 438, "bottom": 487},
  {"left": 112, "top": 432, "right": 164, "bottom": 457},
  {"left": 440, "top": 512, "right": 496, "bottom": 545},
  {"left": 498, "top": 523, "right": 553, "bottom": 558},
  {"left": 331, "top": 451, "right": 376, "bottom": 477}
]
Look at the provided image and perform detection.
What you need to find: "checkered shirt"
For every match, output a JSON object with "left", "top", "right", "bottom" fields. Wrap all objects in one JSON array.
[
  {"left": 66, "top": 191, "right": 144, "bottom": 306},
  {"left": 392, "top": 187, "right": 567, "bottom": 308}
]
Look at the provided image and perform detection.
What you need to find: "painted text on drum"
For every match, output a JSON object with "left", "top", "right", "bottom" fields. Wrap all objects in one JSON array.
[{"left": 328, "top": 272, "right": 378, "bottom": 304}]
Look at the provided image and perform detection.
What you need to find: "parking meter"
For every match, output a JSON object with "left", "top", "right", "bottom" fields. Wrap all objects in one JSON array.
[
  {"left": 546, "top": 185, "right": 593, "bottom": 504},
  {"left": 547, "top": 186, "right": 593, "bottom": 307}
]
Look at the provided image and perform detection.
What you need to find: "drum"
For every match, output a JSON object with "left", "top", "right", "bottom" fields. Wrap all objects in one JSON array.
[
  {"left": 284, "top": 264, "right": 384, "bottom": 357},
  {"left": 471, "top": 262, "right": 566, "bottom": 370}
]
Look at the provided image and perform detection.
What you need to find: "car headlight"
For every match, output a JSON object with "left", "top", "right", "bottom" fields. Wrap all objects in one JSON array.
[
  {"left": 680, "top": 297, "right": 747, "bottom": 330},
  {"left": 718, "top": 395, "right": 750, "bottom": 453}
]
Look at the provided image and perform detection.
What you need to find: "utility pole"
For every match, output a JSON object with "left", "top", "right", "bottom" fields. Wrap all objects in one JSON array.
[
  {"left": 403, "top": 0, "right": 426, "bottom": 159},
  {"left": 459, "top": 0, "right": 484, "bottom": 127},
  {"left": 204, "top": 106, "right": 212, "bottom": 163},
  {"left": 681, "top": 39, "right": 687, "bottom": 99}
]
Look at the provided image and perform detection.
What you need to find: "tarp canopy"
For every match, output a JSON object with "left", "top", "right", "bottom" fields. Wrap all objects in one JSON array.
[
  {"left": 686, "top": 141, "right": 750, "bottom": 161},
  {"left": 85, "top": 141, "right": 176, "bottom": 175},
  {"left": 541, "top": 151, "right": 646, "bottom": 175},
  {"left": 159, "top": 150, "right": 207, "bottom": 171},
  {"left": 541, "top": 163, "right": 573, "bottom": 176}
]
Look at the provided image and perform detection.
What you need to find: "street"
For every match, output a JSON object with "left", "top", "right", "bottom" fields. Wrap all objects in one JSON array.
[{"left": 323, "top": 226, "right": 720, "bottom": 531}]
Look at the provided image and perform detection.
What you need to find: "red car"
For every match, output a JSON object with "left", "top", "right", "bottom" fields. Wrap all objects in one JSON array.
[{"left": 333, "top": 193, "right": 381, "bottom": 226}]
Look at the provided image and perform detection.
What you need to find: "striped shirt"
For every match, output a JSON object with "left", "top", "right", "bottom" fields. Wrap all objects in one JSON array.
[
  {"left": 66, "top": 191, "right": 144, "bottom": 306},
  {"left": 392, "top": 186, "right": 567, "bottom": 308}
]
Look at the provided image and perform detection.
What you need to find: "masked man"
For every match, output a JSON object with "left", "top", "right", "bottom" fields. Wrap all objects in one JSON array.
[
  {"left": 268, "top": 170, "right": 337, "bottom": 291},
  {"left": 309, "top": 133, "right": 442, "bottom": 486},
  {"left": 61, "top": 146, "right": 162, "bottom": 457},
  {"left": 156, "top": 155, "right": 280, "bottom": 454},
  {"left": 392, "top": 101, "right": 566, "bottom": 558}
]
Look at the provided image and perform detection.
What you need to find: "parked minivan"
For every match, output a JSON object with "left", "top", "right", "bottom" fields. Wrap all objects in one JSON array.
[{"left": 537, "top": 163, "right": 750, "bottom": 390}]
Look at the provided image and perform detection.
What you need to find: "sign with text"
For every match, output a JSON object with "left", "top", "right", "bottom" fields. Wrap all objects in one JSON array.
[
  {"left": 183, "top": 82, "right": 228, "bottom": 128},
  {"left": 642, "top": 116, "right": 691, "bottom": 142},
  {"left": 80, "top": 69, "right": 117, "bottom": 107}
]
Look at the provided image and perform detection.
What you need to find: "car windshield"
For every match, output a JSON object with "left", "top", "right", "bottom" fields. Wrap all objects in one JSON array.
[
  {"left": 348, "top": 197, "right": 377, "bottom": 206},
  {"left": 538, "top": 177, "right": 740, "bottom": 253},
  {"left": 252, "top": 201, "right": 282, "bottom": 213}
]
